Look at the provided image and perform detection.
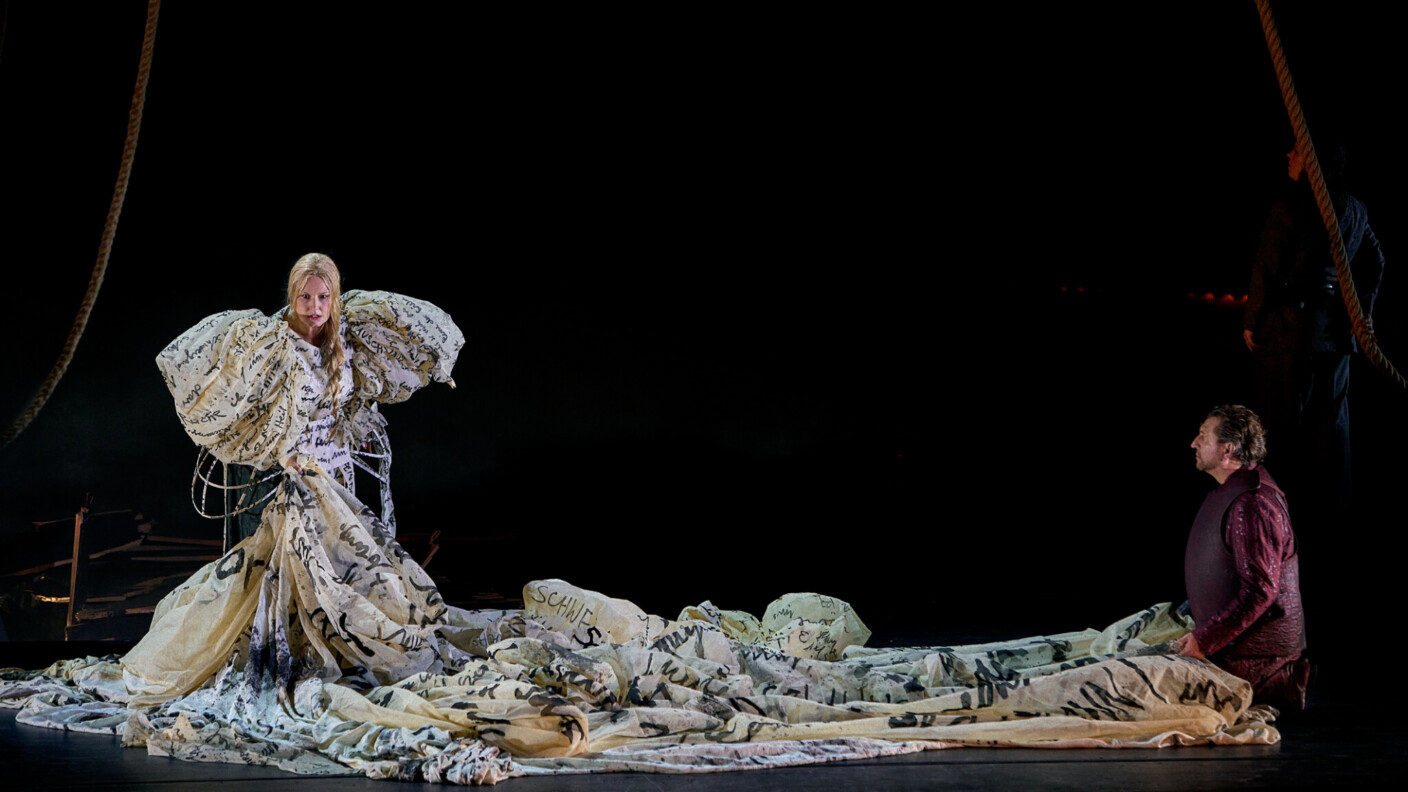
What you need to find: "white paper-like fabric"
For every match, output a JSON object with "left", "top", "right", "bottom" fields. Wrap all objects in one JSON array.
[
  {"left": 2, "top": 558, "right": 1277, "bottom": 785},
  {"left": 154, "top": 290, "right": 462, "bottom": 484},
  {"left": 0, "top": 293, "right": 1277, "bottom": 785}
]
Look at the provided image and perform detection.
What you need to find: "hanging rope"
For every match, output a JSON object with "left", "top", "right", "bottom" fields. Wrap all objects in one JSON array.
[
  {"left": 1252, "top": 0, "right": 1404, "bottom": 389},
  {"left": 0, "top": 0, "right": 163, "bottom": 450}
]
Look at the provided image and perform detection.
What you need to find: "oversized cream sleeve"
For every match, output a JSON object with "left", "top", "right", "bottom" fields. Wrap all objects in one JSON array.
[
  {"left": 342, "top": 289, "right": 464, "bottom": 405},
  {"left": 155, "top": 309, "right": 317, "bottom": 470}
]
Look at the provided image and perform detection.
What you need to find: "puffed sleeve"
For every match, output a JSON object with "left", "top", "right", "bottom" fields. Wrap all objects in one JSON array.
[
  {"left": 342, "top": 290, "right": 464, "bottom": 405},
  {"left": 155, "top": 309, "right": 317, "bottom": 470}
]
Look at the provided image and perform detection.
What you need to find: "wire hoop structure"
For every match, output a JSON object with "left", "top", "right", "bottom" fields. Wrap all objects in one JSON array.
[{"left": 191, "top": 425, "right": 397, "bottom": 553}]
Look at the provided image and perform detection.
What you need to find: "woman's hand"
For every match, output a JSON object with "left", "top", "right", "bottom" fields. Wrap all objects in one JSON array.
[
  {"left": 281, "top": 455, "right": 305, "bottom": 475},
  {"left": 1242, "top": 329, "right": 1259, "bottom": 352}
]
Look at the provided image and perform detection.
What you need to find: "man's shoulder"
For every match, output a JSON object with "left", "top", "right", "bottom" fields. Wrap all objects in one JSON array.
[
  {"left": 1228, "top": 470, "right": 1291, "bottom": 522},
  {"left": 1250, "top": 464, "right": 1281, "bottom": 491},
  {"left": 1222, "top": 466, "right": 1287, "bottom": 508},
  {"left": 1341, "top": 193, "right": 1369, "bottom": 224}
]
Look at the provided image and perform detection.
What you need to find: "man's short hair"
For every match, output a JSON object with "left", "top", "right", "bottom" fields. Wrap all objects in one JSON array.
[{"left": 1207, "top": 405, "right": 1268, "bottom": 465}]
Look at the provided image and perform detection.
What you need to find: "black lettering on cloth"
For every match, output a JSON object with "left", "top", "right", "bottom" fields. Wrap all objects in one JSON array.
[
  {"left": 975, "top": 676, "right": 1026, "bottom": 708},
  {"left": 571, "top": 626, "right": 603, "bottom": 648},
  {"left": 1114, "top": 607, "right": 1159, "bottom": 652},
  {"left": 407, "top": 575, "right": 445, "bottom": 610},
  {"left": 551, "top": 713, "right": 585, "bottom": 744},
  {"left": 338, "top": 611, "right": 375, "bottom": 657},
  {"left": 637, "top": 721, "right": 670, "bottom": 737},
  {"left": 657, "top": 659, "right": 694, "bottom": 686},
  {"left": 181, "top": 410, "right": 228, "bottom": 425},
  {"left": 215, "top": 548, "right": 246, "bottom": 580},
  {"left": 291, "top": 531, "right": 321, "bottom": 577},
  {"left": 624, "top": 678, "right": 653, "bottom": 707},
  {"left": 308, "top": 607, "right": 338, "bottom": 643},
  {"left": 1056, "top": 656, "right": 1101, "bottom": 673},
  {"left": 744, "top": 720, "right": 776, "bottom": 742},
  {"left": 526, "top": 689, "right": 575, "bottom": 712},
  {"left": 1041, "top": 638, "right": 1075, "bottom": 663},
  {"left": 972, "top": 657, "right": 1018, "bottom": 684},
  {"left": 382, "top": 626, "right": 425, "bottom": 651},
  {"left": 243, "top": 557, "right": 266, "bottom": 590},
  {"left": 419, "top": 605, "right": 447, "bottom": 625},
  {"left": 1177, "top": 677, "right": 1242, "bottom": 713},
  {"left": 729, "top": 697, "right": 767, "bottom": 716},
  {"left": 888, "top": 713, "right": 941, "bottom": 729},
  {"left": 1115, "top": 658, "right": 1169, "bottom": 704},
  {"left": 649, "top": 624, "right": 707, "bottom": 655},
  {"left": 1069, "top": 684, "right": 1123, "bottom": 721},
  {"left": 336, "top": 523, "right": 393, "bottom": 572},
  {"left": 1094, "top": 666, "right": 1147, "bottom": 713}
]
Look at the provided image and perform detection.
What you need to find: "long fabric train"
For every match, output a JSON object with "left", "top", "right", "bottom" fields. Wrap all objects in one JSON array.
[
  {"left": 2, "top": 517, "right": 1276, "bottom": 784},
  {"left": 0, "top": 289, "right": 1276, "bottom": 784}
]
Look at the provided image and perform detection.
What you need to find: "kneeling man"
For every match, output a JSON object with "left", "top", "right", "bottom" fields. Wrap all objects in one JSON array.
[{"left": 1172, "top": 405, "right": 1309, "bottom": 711}]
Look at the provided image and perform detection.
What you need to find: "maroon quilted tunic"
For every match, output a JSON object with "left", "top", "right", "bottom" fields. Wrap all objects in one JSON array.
[{"left": 1185, "top": 466, "right": 1309, "bottom": 710}]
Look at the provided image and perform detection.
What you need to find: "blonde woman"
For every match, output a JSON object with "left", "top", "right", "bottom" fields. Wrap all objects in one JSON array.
[{"left": 131, "top": 253, "right": 469, "bottom": 707}]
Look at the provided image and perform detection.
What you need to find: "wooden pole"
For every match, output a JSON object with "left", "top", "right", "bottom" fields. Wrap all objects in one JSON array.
[{"left": 65, "top": 501, "right": 91, "bottom": 632}]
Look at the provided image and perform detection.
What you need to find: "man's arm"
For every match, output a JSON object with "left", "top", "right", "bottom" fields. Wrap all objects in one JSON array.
[
  {"left": 1356, "top": 221, "right": 1386, "bottom": 321},
  {"left": 1190, "top": 492, "right": 1293, "bottom": 656}
]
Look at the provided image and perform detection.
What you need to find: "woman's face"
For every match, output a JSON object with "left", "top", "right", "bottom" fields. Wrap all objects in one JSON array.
[{"left": 295, "top": 275, "right": 332, "bottom": 331}]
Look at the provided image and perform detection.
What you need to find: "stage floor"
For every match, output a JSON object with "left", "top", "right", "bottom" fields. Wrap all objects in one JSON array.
[{"left": 1, "top": 666, "right": 1400, "bottom": 791}]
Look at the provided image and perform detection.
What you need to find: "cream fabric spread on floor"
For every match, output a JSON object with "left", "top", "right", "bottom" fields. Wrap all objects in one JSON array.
[
  {"left": 2, "top": 563, "right": 1277, "bottom": 784},
  {"left": 0, "top": 291, "right": 1276, "bottom": 784}
]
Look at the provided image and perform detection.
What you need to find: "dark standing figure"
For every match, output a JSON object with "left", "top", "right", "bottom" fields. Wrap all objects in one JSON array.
[
  {"left": 1173, "top": 405, "right": 1309, "bottom": 712},
  {"left": 1242, "top": 142, "right": 1385, "bottom": 516}
]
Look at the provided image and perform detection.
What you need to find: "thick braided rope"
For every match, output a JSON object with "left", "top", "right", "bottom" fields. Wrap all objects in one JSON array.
[
  {"left": 1, "top": 0, "right": 163, "bottom": 449},
  {"left": 1253, "top": 0, "right": 1404, "bottom": 389}
]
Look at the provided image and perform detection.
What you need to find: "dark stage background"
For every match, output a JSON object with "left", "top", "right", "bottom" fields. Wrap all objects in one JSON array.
[{"left": 0, "top": 2, "right": 1403, "bottom": 668}]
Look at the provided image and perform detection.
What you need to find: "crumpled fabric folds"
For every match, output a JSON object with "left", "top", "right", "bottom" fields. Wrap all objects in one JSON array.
[
  {"left": 153, "top": 290, "right": 462, "bottom": 480},
  {"left": 2, "top": 288, "right": 1275, "bottom": 784},
  {"left": 2, "top": 559, "right": 1277, "bottom": 784}
]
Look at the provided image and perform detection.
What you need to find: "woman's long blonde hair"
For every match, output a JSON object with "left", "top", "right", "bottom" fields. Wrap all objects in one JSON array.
[{"left": 286, "top": 253, "right": 347, "bottom": 409}]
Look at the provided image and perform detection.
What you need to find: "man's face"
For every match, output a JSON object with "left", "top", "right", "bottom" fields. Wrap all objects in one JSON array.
[{"left": 1191, "top": 417, "right": 1230, "bottom": 474}]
